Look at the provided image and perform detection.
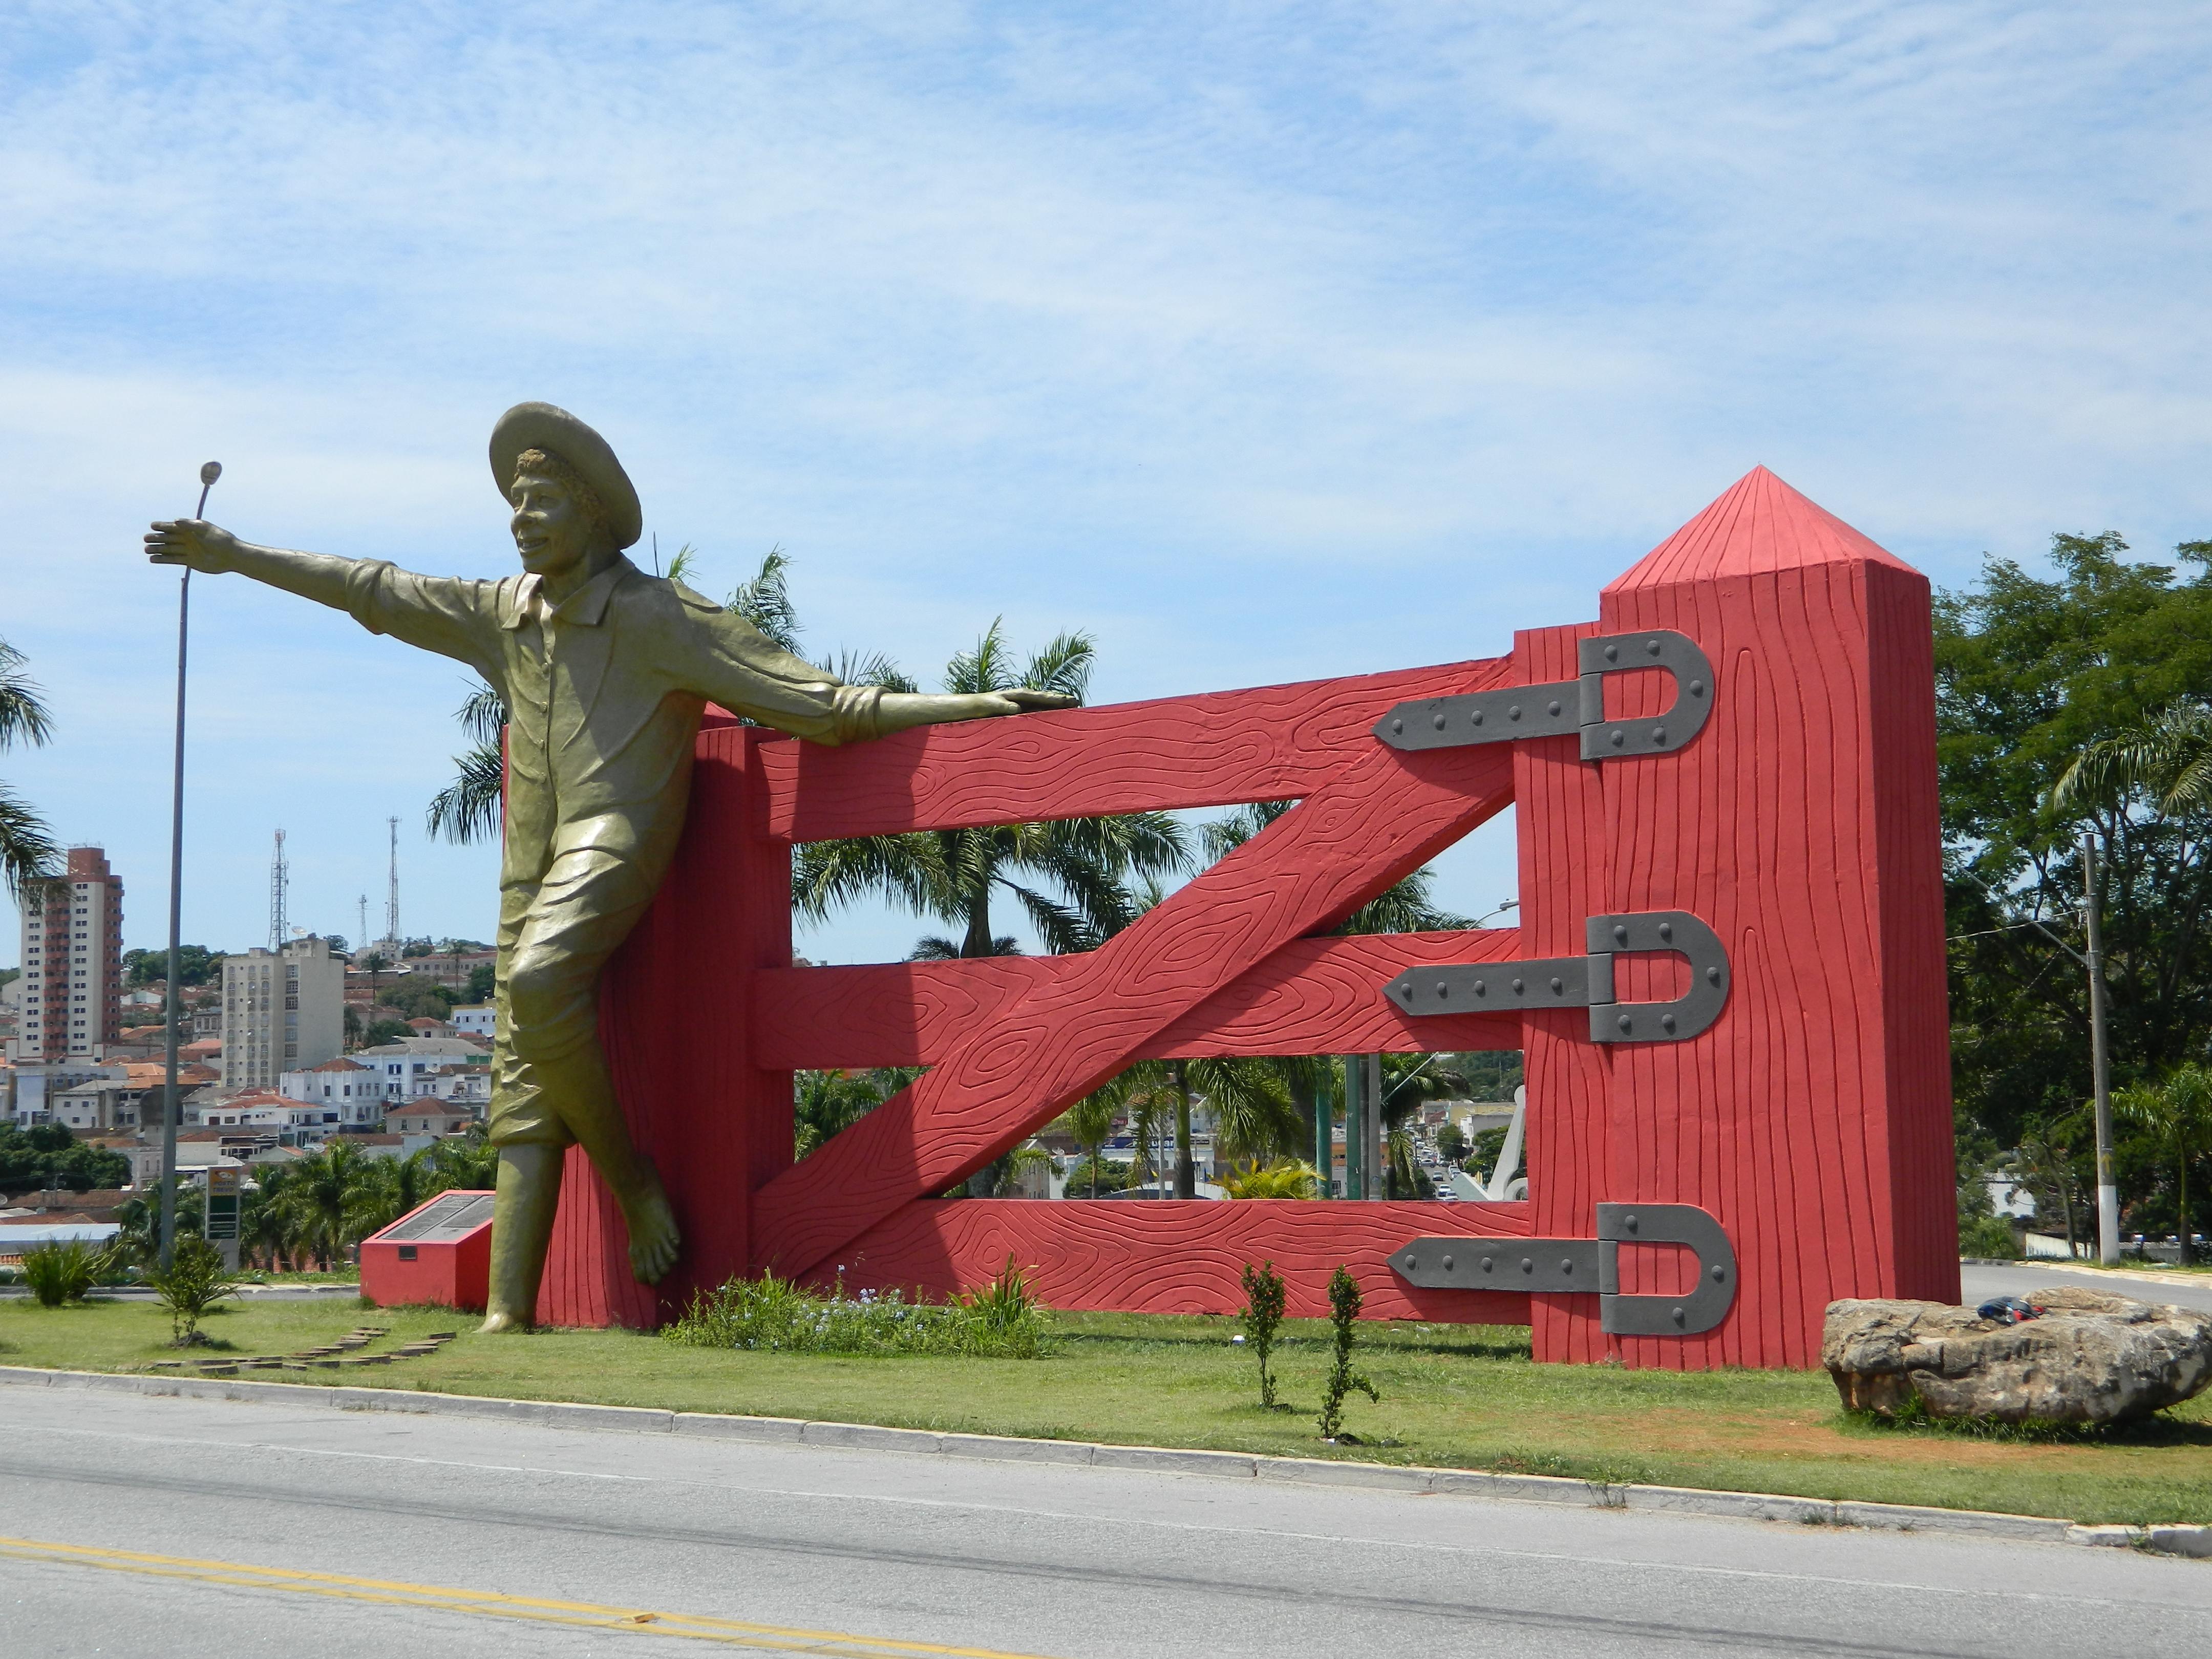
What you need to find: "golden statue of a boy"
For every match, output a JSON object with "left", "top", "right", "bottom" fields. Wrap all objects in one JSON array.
[{"left": 147, "top": 403, "right": 1067, "bottom": 1329}]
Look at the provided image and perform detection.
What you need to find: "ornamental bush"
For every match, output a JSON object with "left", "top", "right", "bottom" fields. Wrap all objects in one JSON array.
[{"left": 663, "top": 1260, "right": 1047, "bottom": 1358}]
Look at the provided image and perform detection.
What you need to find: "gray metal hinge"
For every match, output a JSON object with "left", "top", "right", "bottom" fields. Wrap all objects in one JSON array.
[
  {"left": 1389, "top": 1202, "right": 1737, "bottom": 1337},
  {"left": 1381, "top": 909, "right": 1729, "bottom": 1044},
  {"left": 1374, "top": 629, "right": 1715, "bottom": 760}
]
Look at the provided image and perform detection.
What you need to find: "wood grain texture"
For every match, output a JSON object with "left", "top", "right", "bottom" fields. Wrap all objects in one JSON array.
[
  {"left": 758, "top": 659, "right": 1509, "bottom": 842},
  {"left": 539, "top": 719, "right": 778, "bottom": 1330},
  {"left": 828, "top": 1198, "right": 1535, "bottom": 1323},
  {"left": 1589, "top": 466, "right": 1956, "bottom": 1369},
  {"left": 751, "top": 735, "right": 1519, "bottom": 1281},
  {"left": 753, "top": 929, "right": 1526, "bottom": 1070},
  {"left": 1512, "top": 621, "right": 1615, "bottom": 1366}
]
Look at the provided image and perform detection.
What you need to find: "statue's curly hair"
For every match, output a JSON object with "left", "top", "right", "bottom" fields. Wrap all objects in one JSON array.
[{"left": 511, "top": 446, "right": 615, "bottom": 544}]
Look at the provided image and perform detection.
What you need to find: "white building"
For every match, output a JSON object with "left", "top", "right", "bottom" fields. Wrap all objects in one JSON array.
[
  {"left": 4, "top": 1060, "right": 125, "bottom": 1125},
  {"left": 450, "top": 1003, "right": 497, "bottom": 1040},
  {"left": 278, "top": 1056, "right": 389, "bottom": 1130},
  {"left": 220, "top": 936, "right": 346, "bottom": 1089},
  {"left": 350, "top": 1036, "right": 491, "bottom": 1101},
  {"left": 13, "top": 846, "right": 125, "bottom": 1062}
]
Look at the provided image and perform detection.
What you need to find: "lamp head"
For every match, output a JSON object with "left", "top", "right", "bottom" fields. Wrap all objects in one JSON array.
[{"left": 199, "top": 461, "right": 222, "bottom": 487}]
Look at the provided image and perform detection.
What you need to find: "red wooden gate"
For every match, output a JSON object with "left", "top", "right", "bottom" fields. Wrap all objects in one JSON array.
[{"left": 538, "top": 467, "right": 1959, "bottom": 1369}]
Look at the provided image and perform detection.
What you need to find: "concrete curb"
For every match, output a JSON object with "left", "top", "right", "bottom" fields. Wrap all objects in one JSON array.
[{"left": 5, "top": 1364, "right": 2206, "bottom": 1559}]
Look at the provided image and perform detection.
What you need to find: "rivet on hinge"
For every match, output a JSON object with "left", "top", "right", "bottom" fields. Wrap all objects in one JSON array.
[
  {"left": 1547, "top": 699, "right": 1561, "bottom": 716},
  {"left": 1610, "top": 729, "right": 1625, "bottom": 748},
  {"left": 1392, "top": 717, "right": 1403, "bottom": 734},
  {"left": 1443, "top": 1254, "right": 1455, "bottom": 1270},
  {"left": 1604, "top": 644, "right": 1620, "bottom": 663},
  {"left": 1646, "top": 639, "right": 1662, "bottom": 656},
  {"left": 1658, "top": 921, "right": 1673, "bottom": 942},
  {"left": 1433, "top": 713, "right": 1446, "bottom": 731},
  {"left": 1617, "top": 1014, "right": 1633, "bottom": 1033},
  {"left": 1509, "top": 705, "right": 1523, "bottom": 721},
  {"left": 1613, "top": 924, "right": 1629, "bottom": 945}
]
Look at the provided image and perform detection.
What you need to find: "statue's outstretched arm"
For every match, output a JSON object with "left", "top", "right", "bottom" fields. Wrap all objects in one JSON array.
[
  {"left": 147, "top": 518, "right": 501, "bottom": 674},
  {"left": 145, "top": 519, "right": 355, "bottom": 610}
]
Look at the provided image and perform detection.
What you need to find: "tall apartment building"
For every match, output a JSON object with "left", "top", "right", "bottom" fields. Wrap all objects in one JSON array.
[
  {"left": 220, "top": 935, "right": 345, "bottom": 1089},
  {"left": 14, "top": 846, "right": 125, "bottom": 1061}
]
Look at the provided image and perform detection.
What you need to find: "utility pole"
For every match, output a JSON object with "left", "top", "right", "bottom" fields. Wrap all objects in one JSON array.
[
  {"left": 1342, "top": 1056, "right": 1365, "bottom": 1199},
  {"left": 2083, "top": 832, "right": 2118, "bottom": 1264}
]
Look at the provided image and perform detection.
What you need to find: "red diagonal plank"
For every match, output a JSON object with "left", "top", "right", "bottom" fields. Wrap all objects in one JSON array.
[
  {"left": 751, "top": 729, "right": 1519, "bottom": 1280},
  {"left": 759, "top": 658, "right": 1501, "bottom": 842},
  {"left": 752, "top": 928, "right": 1525, "bottom": 1069}
]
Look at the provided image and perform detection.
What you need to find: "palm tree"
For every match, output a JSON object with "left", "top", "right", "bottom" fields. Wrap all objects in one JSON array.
[
  {"left": 1055, "top": 1085, "right": 1121, "bottom": 1198},
  {"left": 795, "top": 1067, "right": 917, "bottom": 1159},
  {"left": 0, "top": 636, "right": 59, "bottom": 901},
  {"left": 2052, "top": 701, "right": 2212, "bottom": 816},
  {"left": 795, "top": 622, "right": 1190, "bottom": 959},
  {"left": 2115, "top": 1064, "right": 2212, "bottom": 1264},
  {"left": 278, "top": 1139, "right": 380, "bottom": 1269}
]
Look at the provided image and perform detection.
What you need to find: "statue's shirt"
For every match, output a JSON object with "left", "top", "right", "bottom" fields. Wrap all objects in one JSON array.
[{"left": 339, "top": 554, "right": 880, "bottom": 891}]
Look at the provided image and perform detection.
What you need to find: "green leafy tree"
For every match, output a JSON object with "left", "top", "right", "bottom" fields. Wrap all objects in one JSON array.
[
  {"left": 1435, "top": 1120, "right": 1469, "bottom": 1164},
  {"left": 464, "top": 963, "right": 497, "bottom": 1003},
  {"left": 0, "top": 636, "right": 58, "bottom": 901},
  {"left": 1937, "top": 534, "right": 2212, "bottom": 1166},
  {"left": 1054, "top": 1087, "right": 1120, "bottom": 1199},
  {"left": 0, "top": 1124, "right": 130, "bottom": 1195},
  {"left": 123, "top": 944, "right": 219, "bottom": 988}
]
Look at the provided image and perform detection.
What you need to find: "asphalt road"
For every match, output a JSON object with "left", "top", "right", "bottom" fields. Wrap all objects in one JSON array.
[
  {"left": 3, "top": 1389, "right": 2209, "bottom": 1657},
  {"left": 1960, "top": 1260, "right": 2212, "bottom": 1317}
]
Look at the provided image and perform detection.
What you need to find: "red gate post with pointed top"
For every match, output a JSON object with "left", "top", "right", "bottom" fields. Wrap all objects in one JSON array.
[{"left": 1516, "top": 467, "right": 1956, "bottom": 1368}]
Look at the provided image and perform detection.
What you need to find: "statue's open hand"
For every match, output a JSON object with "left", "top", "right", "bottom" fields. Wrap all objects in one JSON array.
[
  {"left": 992, "top": 689, "right": 1080, "bottom": 713},
  {"left": 145, "top": 519, "right": 240, "bottom": 574}
]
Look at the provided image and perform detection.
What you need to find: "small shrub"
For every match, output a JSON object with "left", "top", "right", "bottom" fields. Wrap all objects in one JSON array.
[
  {"left": 1959, "top": 1214, "right": 2019, "bottom": 1259},
  {"left": 1316, "top": 1265, "right": 1379, "bottom": 1440},
  {"left": 19, "top": 1239, "right": 114, "bottom": 1307},
  {"left": 1221, "top": 1161, "right": 1320, "bottom": 1200},
  {"left": 150, "top": 1237, "right": 241, "bottom": 1345},
  {"left": 1238, "top": 1260, "right": 1288, "bottom": 1407},
  {"left": 663, "top": 1263, "right": 1048, "bottom": 1358}
]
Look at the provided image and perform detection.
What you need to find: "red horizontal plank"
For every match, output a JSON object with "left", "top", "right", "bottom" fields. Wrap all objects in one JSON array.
[
  {"left": 760, "top": 656, "right": 1512, "bottom": 842},
  {"left": 826, "top": 1197, "right": 1536, "bottom": 1323},
  {"left": 755, "top": 929, "right": 1527, "bottom": 1070},
  {"left": 752, "top": 739, "right": 1517, "bottom": 1282}
]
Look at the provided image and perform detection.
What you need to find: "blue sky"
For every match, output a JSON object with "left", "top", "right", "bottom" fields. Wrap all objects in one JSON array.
[{"left": 2, "top": 2, "right": 2207, "bottom": 967}]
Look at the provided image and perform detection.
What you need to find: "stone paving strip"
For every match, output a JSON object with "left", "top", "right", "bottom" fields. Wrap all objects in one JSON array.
[
  {"left": 140, "top": 1328, "right": 458, "bottom": 1376},
  {"left": 4, "top": 1363, "right": 2206, "bottom": 1560}
]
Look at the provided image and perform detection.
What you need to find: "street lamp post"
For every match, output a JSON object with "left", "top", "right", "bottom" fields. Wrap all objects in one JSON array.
[{"left": 159, "top": 461, "right": 219, "bottom": 1273}]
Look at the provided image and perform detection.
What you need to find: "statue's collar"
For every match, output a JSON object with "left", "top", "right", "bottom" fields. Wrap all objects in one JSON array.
[{"left": 504, "top": 555, "right": 636, "bottom": 629}]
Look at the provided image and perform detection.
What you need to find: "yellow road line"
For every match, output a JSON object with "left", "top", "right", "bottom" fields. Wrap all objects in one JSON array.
[{"left": 0, "top": 1535, "right": 1060, "bottom": 1657}]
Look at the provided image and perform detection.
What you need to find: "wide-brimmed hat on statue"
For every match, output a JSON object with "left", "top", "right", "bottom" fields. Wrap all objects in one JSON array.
[{"left": 488, "top": 401, "right": 644, "bottom": 550}]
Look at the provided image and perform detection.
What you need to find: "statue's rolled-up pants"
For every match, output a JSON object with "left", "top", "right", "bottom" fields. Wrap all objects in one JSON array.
[{"left": 491, "top": 845, "right": 657, "bottom": 1159}]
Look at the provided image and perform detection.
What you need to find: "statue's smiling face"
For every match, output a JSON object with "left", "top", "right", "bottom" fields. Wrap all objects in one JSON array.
[{"left": 509, "top": 469, "right": 600, "bottom": 579}]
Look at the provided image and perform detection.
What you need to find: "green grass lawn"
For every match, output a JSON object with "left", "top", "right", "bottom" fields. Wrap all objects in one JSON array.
[{"left": 6, "top": 1295, "right": 2210, "bottom": 1526}]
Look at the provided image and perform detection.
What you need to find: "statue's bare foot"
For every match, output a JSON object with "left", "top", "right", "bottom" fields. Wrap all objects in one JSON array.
[
  {"left": 625, "top": 1183, "right": 681, "bottom": 1284},
  {"left": 478, "top": 1308, "right": 530, "bottom": 1334}
]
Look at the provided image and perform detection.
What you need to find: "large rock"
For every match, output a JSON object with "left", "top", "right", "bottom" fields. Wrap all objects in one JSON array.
[{"left": 1823, "top": 1287, "right": 2212, "bottom": 1424}]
